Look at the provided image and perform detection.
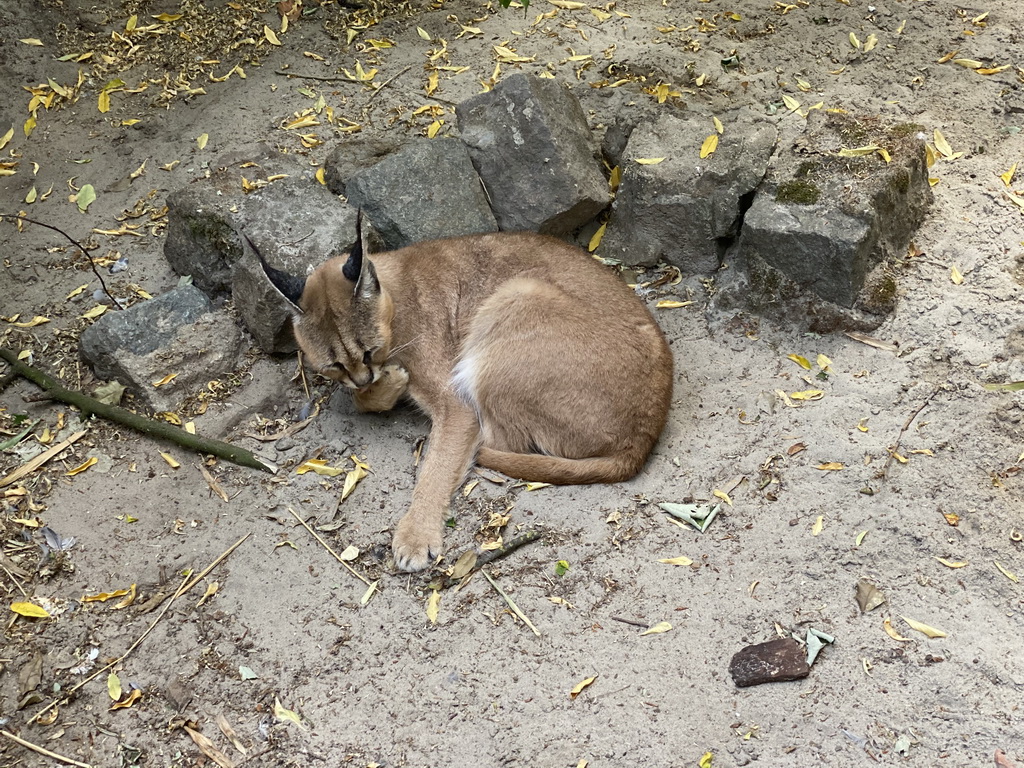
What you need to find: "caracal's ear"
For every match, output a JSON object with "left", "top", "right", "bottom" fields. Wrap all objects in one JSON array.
[
  {"left": 343, "top": 210, "right": 380, "bottom": 302},
  {"left": 243, "top": 230, "right": 305, "bottom": 311}
]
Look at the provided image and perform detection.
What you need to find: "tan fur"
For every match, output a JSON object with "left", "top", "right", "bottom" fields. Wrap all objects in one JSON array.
[{"left": 291, "top": 232, "right": 673, "bottom": 571}]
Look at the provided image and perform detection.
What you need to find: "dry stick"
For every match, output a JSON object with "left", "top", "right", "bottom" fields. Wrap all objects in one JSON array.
[
  {"left": 481, "top": 569, "right": 541, "bottom": 637},
  {"left": 287, "top": 506, "right": 371, "bottom": 585},
  {"left": 611, "top": 616, "right": 649, "bottom": 629},
  {"left": 1, "top": 729, "right": 94, "bottom": 768},
  {"left": 274, "top": 70, "right": 362, "bottom": 82},
  {"left": 29, "top": 533, "right": 250, "bottom": 725},
  {"left": 366, "top": 65, "right": 411, "bottom": 103},
  {"left": 0, "top": 430, "right": 87, "bottom": 488},
  {"left": 439, "top": 529, "right": 543, "bottom": 590},
  {"left": 0, "top": 348, "right": 276, "bottom": 473},
  {"left": 882, "top": 387, "right": 940, "bottom": 476},
  {"left": 0, "top": 214, "right": 118, "bottom": 308}
]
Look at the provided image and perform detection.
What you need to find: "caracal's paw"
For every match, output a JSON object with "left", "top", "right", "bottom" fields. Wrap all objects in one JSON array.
[
  {"left": 381, "top": 364, "right": 410, "bottom": 387},
  {"left": 392, "top": 514, "right": 443, "bottom": 572}
]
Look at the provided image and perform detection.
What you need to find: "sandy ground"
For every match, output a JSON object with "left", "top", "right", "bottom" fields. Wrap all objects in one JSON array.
[{"left": 2, "top": 0, "right": 1024, "bottom": 766}]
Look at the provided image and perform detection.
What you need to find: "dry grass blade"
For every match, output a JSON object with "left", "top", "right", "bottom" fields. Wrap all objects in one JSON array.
[
  {"left": 216, "top": 713, "right": 247, "bottom": 756},
  {"left": 287, "top": 506, "right": 371, "bottom": 585},
  {"left": 481, "top": 569, "right": 541, "bottom": 637},
  {"left": 1, "top": 729, "right": 94, "bottom": 768},
  {"left": 0, "top": 429, "right": 87, "bottom": 488},
  {"left": 185, "top": 726, "right": 236, "bottom": 768},
  {"left": 198, "top": 463, "right": 230, "bottom": 502}
]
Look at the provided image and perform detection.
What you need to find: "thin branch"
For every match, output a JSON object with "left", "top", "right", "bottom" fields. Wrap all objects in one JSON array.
[
  {"left": 287, "top": 506, "right": 370, "bottom": 585},
  {"left": 366, "top": 65, "right": 411, "bottom": 103},
  {"left": 0, "top": 214, "right": 119, "bottom": 308},
  {"left": 882, "top": 387, "right": 940, "bottom": 476},
  {"left": 274, "top": 70, "right": 362, "bottom": 83},
  {"left": 0, "top": 348, "right": 276, "bottom": 474},
  {"left": 1, "top": 730, "right": 94, "bottom": 768}
]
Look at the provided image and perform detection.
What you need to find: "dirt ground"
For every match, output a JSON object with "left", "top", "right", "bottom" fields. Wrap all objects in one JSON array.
[{"left": 2, "top": 0, "right": 1024, "bottom": 765}]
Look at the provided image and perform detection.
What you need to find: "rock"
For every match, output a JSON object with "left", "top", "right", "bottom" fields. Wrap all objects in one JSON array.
[
  {"left": 728, "top": 637, "right": 810, "bottom": 687},
  {"left": 734, "top": 111, "right": 932, "bottom": 319},
  {"left": 79, "top": 287, "right": 245, "bottom": 412},
  {"left": 456, "top": 73, "right": 609, "bottom": 234},
  {"left": 230, "top": 179, "right": 357, "bottom": 354},
  {"left": 602, "top": 110, "right": 777, "bottom": 272},
  {"left": 345, "top": 138, "right": 498, "bottom": 250},
  {"left": 323, "top": 137, "right": 403, "bottom": 197}
]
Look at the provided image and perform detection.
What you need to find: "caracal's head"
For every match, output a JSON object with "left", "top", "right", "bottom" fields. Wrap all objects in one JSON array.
[{"left": 246, "top": 213, "right": 394, "bottom": 391}]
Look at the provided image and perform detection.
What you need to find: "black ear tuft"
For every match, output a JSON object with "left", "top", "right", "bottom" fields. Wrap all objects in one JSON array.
[
  {"left": 342, "top": 210, "right": 364, "bottom": 282},
  {"left": 243, "top": 231, "right": 305, "bottom": 308}
]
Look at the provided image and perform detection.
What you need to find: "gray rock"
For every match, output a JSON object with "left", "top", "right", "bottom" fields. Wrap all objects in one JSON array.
[
  {"left": 729, "top": 637, "right": 810, "bottom": 687},
  {"left": 231, "top": 182, "right": 358, "bottom": 354},
  {"left": 323, "top": 137, "right": 403, "bottom": 197},
  {"left": 345, "top": 139, "right": 497, "bottom": 250},
  {"left": 79, "top": 287, "right": 245, "bottom": 412},
  {"left": 456, "top": 73, "right": 609, "bottom": 234},
  {"left": 602, "top": 110, "right": 777, "bottom": 272},
  {"left": 164, "top": 184, "right": 242, "bottom": 295},
  {"left": 736, "top": 111, "right": 932, "bottom": 312}
]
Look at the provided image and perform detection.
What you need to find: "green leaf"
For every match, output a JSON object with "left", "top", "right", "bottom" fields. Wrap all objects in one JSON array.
[
  {"left": 983, "top": 381, "right": 1024, "bottom": 392},
  {"left": 554, "top": 560, "right": 570, "bottom": 576},
  {"left": 76, "top": 184, "right": 96, "bottom": 212}
]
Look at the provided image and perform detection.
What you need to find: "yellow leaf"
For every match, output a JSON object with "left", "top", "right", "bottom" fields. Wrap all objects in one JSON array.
[
  {"left": 426, "top": 71, "right": 439, "bottom": 96},
  {"left": 838, "top": 144, "right": 882, "bottom": 157},
  {"left": 952, "top": 58, "right": 983, "bottom": 69},
  {"left": 426, "top": 589, "right": 440, "bottom": 624},
  {"left": 264, "top": 25, "right": 281, "bottom": 45},
  {"left": 523, "top": 481, "right": 551, "bottom": 491},
  {"left": 125, "top": 14, "right": 137, "bottom": 31},
  {"left": 417, "top": 26, "right": 431, "bottom": 40},
  {"left": 655, "top": 300, "right": 692, "bottom": 308},
  {"left": 0, "top": 125, "right": 13, "bottom": 150},
  {"left": 315, "top": 166, "right": 326, "bottom": 185},
  {"left": 999, "top": 163, "right": 1017, "bottom": 187},
  {"left": 152, "top": 372, "right": 178, "bottom": 387},
  {"left": 160, "top": 452, "right": 180, "bottom": 469},
  {"left": 857, "top": 418, "right": 869, "bottom": 432},
  {"left": 11, "top": 601, "right": 50, "bottom": 618},
  {"left": 849, "top": 32, "right": 860, "bottom": 49},
  {"left": 977, "top": 65, "right": 1010, "bottom": 75},
  {"left": 863, "top": 33, "right": 878, "bottom": 52},
  {"left": 700, "top": 134, "right": 719, "bottom": 158},
  {"left": 713, "top": 489, "right": 732, "bottom": 506},
  {"left": 23, "top": 185, "right": 36, "bottom": 204},
  {"left": 787, "top": 353, "right": 812, "bottom": 369},
  {"left": 549, "top": 0, "right": 586, "bottom": 7},
  {"left": 98, "top": 90, "right": 110, "bottom": 113},
  {"left": 296, "top": 459, "right": 345, "bottom": 477},
  {"left": 816, "top": 353, "right": 832, "bottom": 371},
  {"left": 635, "top": 157, "right": 666, "bottom": 165},
  {"left": 81, "top": 305, "right": 107, "bottom": 320},
  {"left": 110, "top": 689, "right": 142, "bottom": 710},
  {"left": 855, "top": 530, "right": 868, "bottom": 546},
  {"left": 816, "top": 462, "right": 844, "bottom": 471},
  {"left": 10, "top": 315, "right": 50, "bottom": 328},
  {"left": 782, "top": 94, "right": 801, "bottom": 112},
  {"left": 66, "top": 456, "right": 98, "bottom": 476},
  {"left": 24, "top": 115, "right": 37, "bottom": 138},
  {"left": 591, "top": 8, "right": 611, "bottom": 21},
  {"left": 994, "top": 560, "right": 1019, "bottom": 583},
  {"left": 196, "top": 133, "right": 209, "bottom": 150},
  {"left": 154, "top": 13, "right": 183, "bottom": 21},
  {"left": 712, "top": 116, "right": 724, "bottom": 134},
  {"left": 587, "top": 222, "right": 606, "bottom": 252},
  {"left": 934, "top": 557, "right": 968, "bottom": 568},
  {"left": 274, "top": 697, "right": 306, "bottom": 729},
  {"left": 108, "top": 673, "right": 122, "bottom": 700},
  {"left": 883, "top": 617, "right": 911, "bottom": 642},
  {"left": 901, "top": 615, "right": 947, "bottom": 638},
  {"left": 341, "top": 465, "right": 368, "bottom": 501},
  {"left": 608, "top": 165, "right": 621, "bottom": 193},
  {"left": 426, "top": 120, "right": 442, "bottom": 138},
  {"left": 699, "top": 753, "right": 713, "bottom": 768},
  {"left": 20, "top": 38, "right": 44, "bottom": 46},
  {"left": 657, "top": 556, "right": 693, "bottom": 566},
  {"left": 789, "top": 389, "right": 824, "bottom": 400},
  {"left": 570, "top": 675, "right": 598, "bottom": 699},
  {"left": 360, "top": 580, "right": 378, "bottom": 605},
  {"left": 639, "top": 621, "right": 672, "bottom": 636},
  {"left": 811, "top": 515, "right": 824, "bottom": 536},
  {"left": 876, "top": 147, "right": 891, "bottom": 163},
  {"left": 950, "top": 265, "right": 963, "bottom": 284},
  {"left": 933, "top": 129, "right": 953, "bottom": 158}
]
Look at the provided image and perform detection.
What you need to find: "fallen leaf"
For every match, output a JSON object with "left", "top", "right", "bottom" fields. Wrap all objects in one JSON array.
[
  {"left": 152, "top": 372, "right": 178, "bottom": 388},
  {"left": 789, "top": 389, "right": 824, "bottom": 401},
  {"left": 0, "top": 125, "right": 13, "bottom": 150},
  {"left": 640, "top": 621, "right": 672, "bottom": 636},
  {"left": 950, "top": 265, "right": 964, "bottom": 284},
  {"left": 943, "top": 512, "right": 960, "bottom": 526},
  {"left": 83, "top": 588, "right": 130, "bottom": 602},
  {"left": 934, "top": 557, "right": 968, "bottom": 568},
  {"left": 184, "top": 725, "right": 235, "bottom": 768},
  {"left": 10, "top": 315, "right": 50, "bottom": 328},
  {"left": 66, "top": 456, "right": 98, "bottom": 476},
  {"left": 360, "top": 580, "right": 378, "bottom": 605},
  {"left": 341, "top": 465, "right": 368, "bottom": 500},
  {"left": 933, "top": 129, "right": 953, "bottom": 158},
  {"left": 295, "top": 459, "right": 345, "bottom": 477},
  {"left": 523, "top": 481, "right": 551, "bottom": 491},
  {"left": 426, "top": 590, "right": 440, "bottom": 624},
  {"left": 787, "top": 442, "right": 807, "bottom": 456},
  {"left": 570, "top": 675, "right": 598, "bottom": 699},
  {"left": 999, "top": 163, "right": 1017, "bottom": 187},
  {"left": 994, "top": 561, "right": 1019, "bottom": 583},
  {"left": 713, "top": 116, "right": 724, "bottom": 134},
  {"left": 635, "top": 157, "right": 666, "bottom": 165},
  {"left": 856, "top": 579, "right": 885, "bottom": 612},
  {"left": 80, "top": 305, "right": 107, "bottom": 320},
  {"left": 196, "top": 133, "right": 209, "bottom": 150},
  {"left": 901, "top": 615, "right": 946, "bottom": 638},
  {"left": 264, "top": 25, "right": 281, "bottom": 45},
  {"left": 816, "top": 462, "right": 844, "bottom": 471},
  {"left": 658, "top": 556, "right": 693, "bottom": 566},
  {"left": 110, "top": 688, "right": 142, "bottom": 710},
  {"left": 655, "top": 300, "right": 692, "bottom": 308},
  {"left": 588, "top": 222, "right": 607, "bottom": 252},
  {"left": 855, "top": 530, "right": 868, "bottom": 547},
  {"left": 75, "top": 184, "right": 96, "bottom": 212},
  {"left": 782, "top": 94, "right": 801, "bottom": 111},
  {"left": 20, "top": 38, "right": 44, "bottom": 46},
  {"left": 108, "top": 672, "right": 122, "bottom": 700},
  {"left": 811, "top": 515, "right": 824, "bottom": 536},
  {"left": 450, "top": 550, "right": 478, "bottom": 579},
  {"left": 699, "top": 134, "right": 718, "bottom": 158},
  {"left": 11, "top": 602, "right": 50, "bottom": 618},
  {"left": 712, "top": 489, "right": 732, "bottom": 506},
  {"left": 273, "top": 697, "right": 307, "bottom": 729},
  {"left": 160, "top": 452, "right": 181, "bottom": 469},
  {"left": 883, "top": 617, "right": 911, "bottom": 641},
  {"left": 787, "top": 354, "right": 811, "bottom": 369}
]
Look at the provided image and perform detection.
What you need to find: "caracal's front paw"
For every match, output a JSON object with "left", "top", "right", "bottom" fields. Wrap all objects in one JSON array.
[
  {"left": 381, "top": 364, "right": 409, "bottom": 388},
  {"left": 392, "top": 513, "right": 443, "bottom": 572}
]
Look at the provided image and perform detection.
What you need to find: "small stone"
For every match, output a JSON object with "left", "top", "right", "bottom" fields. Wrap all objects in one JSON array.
[{"left": 728, "top": 637, "right": 810, "bottom": 687}]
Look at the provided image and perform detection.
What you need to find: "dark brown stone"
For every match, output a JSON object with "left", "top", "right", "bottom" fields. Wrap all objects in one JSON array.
[{"left": 729, "top": 637, "right": 810, "bottom": 687}]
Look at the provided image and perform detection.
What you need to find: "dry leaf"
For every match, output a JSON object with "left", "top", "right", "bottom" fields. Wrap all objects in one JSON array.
[
  {"left": 341, "top": 465, "right": 368, "bottom": 500},
  {"left": 426, "top": 590, "right": 440, "bottom": 624},
  {"left": 83, "top": 588, "right": 130, "bottom": 602},
  {"left": 273, "top": 697, "right": 307, "bottom": 729},
  {"left": 655, "top": 300, "right": 692, "bottom": 309},
  {"left": 699, "top": 134, "right": 718, "bottom": 158},
  {"left": 901, "top": 615, "right": 947, "bottom": 638},
  {"left": 994, "top": 561, "right": 1019, "bottom": 583},
  {"left": 588, "top": 222, "right": 607, "bottom": 252},
  {"left": 80, "top": 304, "right": 107, "bottom": 320},
  {"left": 855, "top": 579, "right": 885, "bottom": 612},
  {"left": 108, "top": 672, "right": 122, "bottom": 700},
  {"left": 712, "top": 116, "right": 724, "bottom": 134},
  {"left": 197, "top": 133, "right": 209, "bottom": 150},
  {"left": 782, "top": 94, "right": 801, "bottom": 111},
  {"left": 854, "top": 530, "right": 868, "bottom": 546},
  {"left": 450, "top": 549, "right": 478, "bottom": 579},
  {"left": 787, "top": 442, "right": 806, "bottom": 456},
  {"left": 657, "top": 556, "right": 693, "bottom": 566},
  {"left": 160, "top": 452, "right": 181, "bottom": 469},
  {"left": 811, "top": 515, "right": 824, "bottom": 536},
  {"left": 523, "top": 481, "right": 551, "bottom": 491},
  {"left": 152, "top": 372, "right": 178, "bottom": 387},
  {"left": 570, "top": 675, "right": 598, "bottom": 699},
  {"left": 999, "top": 163, "right": 1017, "bottom": 187},
  {"left": 787, "top": 354, "right": 811, "bottom": 369},
  {"left": 11, "top": 601, "right": 50, "bottom": 618},
  {"left": 933, "top": 129, "right": 953, "bottom": 158},
  {"left": 950, "top": 265, "right": 964, "bottom": 284},
  {"left": 110, "top": 688, "right": 142, "bottom": 710},
  {"left": 66, "top": 456, "right": 98, "bottom": 476},
  {"left": 185, "top": 725, "right": 236, "bottom": 768},
  {"left": 934, "top": 557, "right": 968, "bottom": 568},
  {"left": 639, "top": 621, "right": 672, "bottom": 636},
  {"left": 295, "top": 459, "right": 344, "bottom": 477},
  {"left": 635, "top": 157, "right": 666, "bottom": 165},
  {"left": 790, "top": 389, "right": 824, "bottom": 401},
  {"left": 882, "top": 617, "right": 911, "bottom": 642}
]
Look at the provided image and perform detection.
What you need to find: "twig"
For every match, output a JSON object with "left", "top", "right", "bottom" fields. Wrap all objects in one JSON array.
[
  {"left": 287, "top": 506, "right": 371, "bottom": 585},
  {"left": 481, "top": 569, "right": 541, "bottom": 637},
  {"left": 29, "top": 533, "right": 250, "bottom": 725},
  {"left": 0, "top": 348, "right": 276, "bottom": 474},
  {"left": 882, "top": 387, "right": 939, "bottom": 476},
  {"left": 439, "top": 529, "right": 542, "bottom": 590},
  {"left": 0, "top": 430, "right": 87, "bottom": 488},
  {"left": 611, "top": 615, "right": 649, "bottom": 629},
  {"left": 366, "top": 65, "right": 411, "bottom": 102},
  {"left": 0, "top": 214, "right": 118, "bottom": 308},
  {"left": 1, "top": 730, "right": 94, "bottom": 768},
  {"left": 274, "top": 70, "right": 361, "bottom": 83}
]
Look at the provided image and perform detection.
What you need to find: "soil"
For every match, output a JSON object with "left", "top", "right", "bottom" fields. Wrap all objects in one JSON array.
[{"left": 2, "top": 0, "right": 1024, "bottom": 766}]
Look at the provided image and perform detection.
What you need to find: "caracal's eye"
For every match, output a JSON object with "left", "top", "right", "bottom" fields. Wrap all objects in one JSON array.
[{"left": 325, "top": 362, "right": 349, "bottom": 378}]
